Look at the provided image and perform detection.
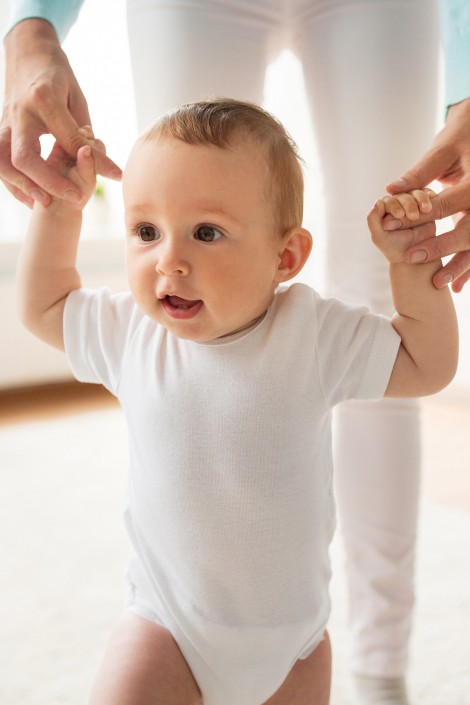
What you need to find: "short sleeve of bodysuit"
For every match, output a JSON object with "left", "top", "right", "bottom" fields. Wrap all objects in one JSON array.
[
  {"left": 63, "top": 287, "right": 144, "bottom": 396},
  {"left": 309, "top": 288, "right": 401, "bottom": 406}
]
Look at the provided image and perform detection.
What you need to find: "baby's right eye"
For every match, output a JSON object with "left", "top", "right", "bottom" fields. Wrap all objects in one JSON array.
[{"left": 136, "top": 225, "right": 160, "bottom": 242}]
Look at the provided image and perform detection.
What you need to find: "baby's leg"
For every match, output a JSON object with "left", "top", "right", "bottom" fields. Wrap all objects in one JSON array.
[
  {"left": 87, "top": 612, "right": 202, "bottom": 705},
  {"left": 263, "top": 631, "right": 331, "bottom": 705}
]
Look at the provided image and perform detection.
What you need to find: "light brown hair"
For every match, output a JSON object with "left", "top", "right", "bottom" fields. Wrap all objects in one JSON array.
[{"left": 141, "top": 98, "right": 304, "bottom": 235}]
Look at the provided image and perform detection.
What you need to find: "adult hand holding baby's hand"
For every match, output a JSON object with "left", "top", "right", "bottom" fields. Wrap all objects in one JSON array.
[
  {"left": 385, "top": 98, "right": 470, "bottom": 291},
  {"left": 368, "top": 189, "right": 438, "bottom": 265},
  {"left": 0, "top": 19, "right": 121, "bottom": 209}
]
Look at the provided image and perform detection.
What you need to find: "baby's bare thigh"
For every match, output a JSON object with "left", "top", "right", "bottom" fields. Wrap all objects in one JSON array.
[
  {"left": 87, "top": 612, "right": 202, "bottom": 705},
  {"left": 262, "top": 632, "right": 331, "bottom": 705}
]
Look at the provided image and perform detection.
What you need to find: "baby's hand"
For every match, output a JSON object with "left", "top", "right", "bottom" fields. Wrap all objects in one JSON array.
[
  {"left": 382, "top": 188, "right": 437, "bottom": 222},
  {"left": 368, "top": 189, "right": 437, "bottom": 263},
  {"left": 45, "top": 125, "right": 101, "bottom": 211}
]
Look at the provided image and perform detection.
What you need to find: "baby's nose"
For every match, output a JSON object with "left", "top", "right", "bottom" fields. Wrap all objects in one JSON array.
[{"left": 155, "top": 240, "right": 190, "bottom": 276}]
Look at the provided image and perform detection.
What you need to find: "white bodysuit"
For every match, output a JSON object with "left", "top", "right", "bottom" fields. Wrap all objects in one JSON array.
[{"left": 64, "top": 283, "right": 400, "bottom": 705}]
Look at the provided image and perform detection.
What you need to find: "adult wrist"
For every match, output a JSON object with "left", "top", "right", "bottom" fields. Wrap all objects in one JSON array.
[
  {"left": 4, "top": 17, "right": 65, "bottom": 96},
  {"left": 4, "top": 16, "right": 59, "bottom": 48},
  {"left": 4, "top": 18, "right": 61, "bottom": 76}
]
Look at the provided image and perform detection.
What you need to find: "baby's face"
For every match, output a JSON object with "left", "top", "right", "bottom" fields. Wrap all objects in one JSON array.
[{"left": 123, "top": 136, "right": 285, "bottom": 342}]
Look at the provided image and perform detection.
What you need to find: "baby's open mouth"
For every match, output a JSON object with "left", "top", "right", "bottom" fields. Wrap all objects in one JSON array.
[
  {"left": 166, "top": 295, "right": 200, "bottom": 309},
  {"left": 162, "top": 295, "right": 203, "bottom": 319}
]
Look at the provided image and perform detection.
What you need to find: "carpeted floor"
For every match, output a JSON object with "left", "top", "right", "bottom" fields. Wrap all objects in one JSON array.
[{"left": 0, "top": 395, "right": 469, "bottom": 704}]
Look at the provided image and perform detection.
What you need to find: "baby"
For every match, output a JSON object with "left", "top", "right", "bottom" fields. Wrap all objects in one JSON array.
[{"left": 17, "top": 99, "right": 458, "bottom": 705}]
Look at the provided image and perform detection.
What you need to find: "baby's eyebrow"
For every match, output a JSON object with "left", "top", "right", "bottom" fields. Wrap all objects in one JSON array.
[
  {"left": 125, "top": 201, "right": 155, "bottom": 215},
  {"left": 193, "top": 203, "right": 242, "bottom": 226},
  {"left": 125, "top": 201, "right": 243, "bottom": 227}
]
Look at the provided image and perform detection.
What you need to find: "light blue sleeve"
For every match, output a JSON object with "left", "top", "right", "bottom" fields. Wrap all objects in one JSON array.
[
  {"left": 5, "top": 0, "right": 85, "bottom": 42},
  {"left": 440, "top": 0, "right": 470, "bottom": 109}
]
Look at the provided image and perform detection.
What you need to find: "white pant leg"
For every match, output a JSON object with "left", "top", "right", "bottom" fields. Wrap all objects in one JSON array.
[
  {"left": 295, "top": 0, "right": 440, "bottom": 677},
  {"left": 126, "top": 0, "right": 284, "bottom": 131}
]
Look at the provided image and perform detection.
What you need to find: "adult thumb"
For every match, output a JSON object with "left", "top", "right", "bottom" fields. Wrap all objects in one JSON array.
[{"left": 386, "top": 148, "right": 445, "bottom": 194}]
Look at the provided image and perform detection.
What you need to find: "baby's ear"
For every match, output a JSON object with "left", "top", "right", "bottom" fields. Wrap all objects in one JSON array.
[{"left": 275, "top": 227, "right": 312, "bottom": 283}]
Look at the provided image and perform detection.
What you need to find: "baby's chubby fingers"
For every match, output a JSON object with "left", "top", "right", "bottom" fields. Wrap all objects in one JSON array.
[
  {"left": 368, "top": 198, "right": 437, "bottom": 263},
  {"left": 368, "top": 198, "right": 407, "bottom": 262},
  {"left": 76, "top": 123, "right": 111, "bottom": 188},
  {"left": 382, "top": 189, "right": 436, "bottom": 222},
  {"left": 383, "top": 189, "right": 437, "bottom": 231},
  {"left": 412, "top": 188, "right": 436, "bottom": 214},
  {"left": 76, "top": 143, "right": 94, "bottom": 170}
]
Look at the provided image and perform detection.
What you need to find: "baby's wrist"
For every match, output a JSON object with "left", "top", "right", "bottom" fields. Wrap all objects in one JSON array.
[
  {"left": 373, "top": 240, "right": 404, "bottom": 265},
  {"left": 389, "top": 258, "right": 443, "bottom": 277},
  {"left": 34, "top": 196, "right": 85, "bottom": 224},
  {"left": 382, "top": 252, "right": 404, "bottom": 265}
]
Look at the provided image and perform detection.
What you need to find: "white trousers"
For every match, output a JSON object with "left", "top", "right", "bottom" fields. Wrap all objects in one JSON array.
[{"left": 126, "top": 0, "right": 440, "bottom": 677}]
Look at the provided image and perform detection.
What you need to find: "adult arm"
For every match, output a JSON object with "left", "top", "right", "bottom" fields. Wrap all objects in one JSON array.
[{"left": 1, "top": 11, "right": 121, "bottom": 207}]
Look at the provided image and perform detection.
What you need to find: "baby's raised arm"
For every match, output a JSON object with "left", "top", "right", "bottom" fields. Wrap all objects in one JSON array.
[
  {"left": 16, "top": 137, "right": 97, "bottom": 350},
  {"left": 368, "top": 190, "right": 458, "bottom": 397}
]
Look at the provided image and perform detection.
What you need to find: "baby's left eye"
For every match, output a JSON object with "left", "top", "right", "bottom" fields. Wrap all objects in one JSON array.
[{"left": 194, "top": 226, "right": 223, "bottom": 242}]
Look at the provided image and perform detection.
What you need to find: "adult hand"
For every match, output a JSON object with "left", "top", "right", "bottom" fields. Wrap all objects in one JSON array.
[
  {"left": 0, "top": 18, "right": 122, "bottom": 208},
  {"left": 385, "top": 98, "right": 470, "bottom": 292}
]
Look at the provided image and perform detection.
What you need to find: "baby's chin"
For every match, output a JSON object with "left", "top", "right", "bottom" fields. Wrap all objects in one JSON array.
[{"left": 163, "top": 316, "right": 265, "bottom": 344}]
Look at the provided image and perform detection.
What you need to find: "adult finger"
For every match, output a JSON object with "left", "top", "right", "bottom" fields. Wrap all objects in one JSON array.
[
  {"left": 65, "top": 83, "right": 123, "bottom": 181},
  {"left": 386, "top": 146, "right": 449, "bottom": 194},
  {"left": 407, "top": 220, "right": 437, "bottom": 246},
  {"left": 433, "top": 249, "right": 470, "bottom": 291},
  {"left": 28, "top": 71, "right": 122, "bottom": 181},
  {"left": 45, "top": 108, "right": 121, "bottom": 180},
  {"left": 75, "top": 126, "right": 121, "bottom": 181},
  {"left": 84, "top": 137, "right": 122, "bottom": 181},
  {"left": 10, "top": 113, "right": 86, "bottom": 203},
  {"left": 405, "top": 213, "right": 470, "bottom": 265},
  {"left": 0, "top": 127, "right": 47, "bottom": 205},
  {"left": 431, "top": 180, "right": 470, "bottom": 221},
  {"left": 12, "top": 112, "right": 120, "bottom": 201},
  {"left": 12, "top": 136, "right": 85, "bottom": 204},
  {"left": 0, "top": 177, "right": 34, "bottom": 208}
]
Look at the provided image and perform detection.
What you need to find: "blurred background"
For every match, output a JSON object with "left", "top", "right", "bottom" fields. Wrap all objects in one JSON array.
[{"left": 0, "top": 2, "right": 469, "bottom": 704}]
